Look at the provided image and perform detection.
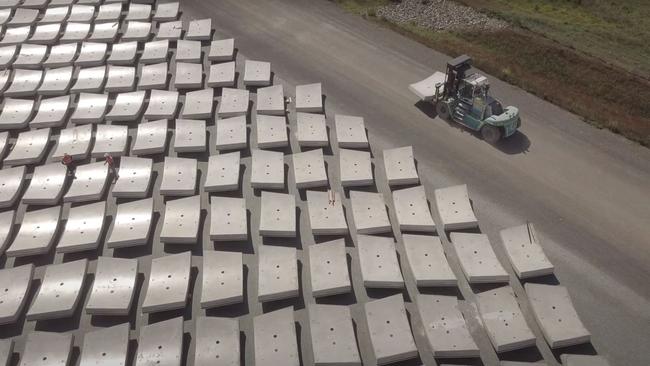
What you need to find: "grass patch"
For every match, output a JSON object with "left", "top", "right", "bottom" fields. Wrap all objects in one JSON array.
[{"left": 331, "top": 0, "right": 650, "bottom": 146}]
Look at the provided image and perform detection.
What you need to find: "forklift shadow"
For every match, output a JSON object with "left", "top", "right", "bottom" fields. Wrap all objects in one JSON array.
[{"left": 414, "top": 101, "right": 531, "bottom": 155}]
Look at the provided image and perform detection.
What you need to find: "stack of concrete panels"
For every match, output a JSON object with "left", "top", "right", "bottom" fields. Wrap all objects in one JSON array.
[
  {"left": 259, "top": 191, "right": 295, "bottom": 237},
  {"left": 218, "top": 88, "right": 249, "bottom": 117},
  {"left": 383, "top": 146, "right": 419, "bottom": 186},
  {"left": 0, "top": 264, "right": 34, "bottom": 325},
  {"left": 253, "top": 308, "right": 299, "bottom": 366},
  {"left": 450, "top": 232, "right": 509, "bottom": 284},
  {"left": 174, "top": 119, "right": 206, "bottom": 152},
  {"left": 295, "top": 83, "right": 323, "bottom": 113},
  {"left": 308, "top": 239, "right": 351, "bottom": 297},
  {"left": 296, "top": 112, "right": 328, "bottom": 147},
  {"left": 106, "top": 90, "right": 146, "bottom": 121},
  {"left": 364, "top": 294, "right": 418, "bottom": 365},
  {"left": 92, "top": 124, "right": 129, "bottom": 157},
  {"left": 160, "top": 195, "right": 201, "bottom": 244},
  {"left": 392, "top": 185, "right": 436, "bottom": 232},
  {"left": 243, "top": 60, "right": 271, "bottom": 86},
  {"left": 18, "top": 332, "right": 73, "bottom": 366},
  {"left": 106, "top": 198, "right": 154, "bottom": 248},
  {"left": 291, "top": 148, "right": 328, "bottom": 188},
  {"left": 134, "top": 317, "right": 184, "bottom": 366},
  {"left": 70, "top": 93, "right": 108, "bottom": 123},
  {"left": 159, "top": 157, "right": 197, "bottom": 196},
  {"left": 26, "top": 259, "right": 88, "bottom": 320},
  {"left": 204, "top": 152, "right": 240, "bottom": 192},
  {"left": 257, "top": 84, "right": 285, "bottom": 115},
  {"left": 142, "top": 252, "right": 192, "bottom": 313},
  {"left": 215, "top": 115, "right": 247, "bottom": 150},
  {"left": 335, "top": 114, "right": 368, "bottom": 148},
  {"left": 193, "top": 316, "right": 241, "bottom": 366},
  {"left": 209, "top": 196, "right": 247, "bottom": 241},
  {"left": 22, "top": 163, "right": 67, "bottom": 205},
  {"left": 308, "top": 305, "right": 361, "bottom": 365},
  {"left": 63, "top": 162, "right": 110, "bottom": 202},
  {"left": 256, "top": 115, "right": 288, "bottom": 148},
  {"left": 357, "top": 234, "right": 404, "bottom": 288},
  {"left": 51, "top": 124, "right": 93, "bottom": 160},
  {"left": 208, "top": 38, "right": 235, "bottom": 62},
  {"left": 403, "top": 234, "right": 456, "bottom": 287},
  {"left": 5, "top": 205, "right": 61, "bottom": 257},
  {"left": 251, "top": 149, "right": 285, "bottom": 190},
  {"left": 306, "top": 190, "right": 348, "bottom": 235},
  {"left": 131, "top": 119, "right": 169, "bottom": 155},
  {"left": 85, "top": 256, "right": 138, "bottom": 316},
  {"left": 200, "top": 251, "right": 243, "bottom": 308},
  {"left": 181, "top": 88, "right": 214, "bottom": 119},
  {"left": 112, "top": 157, "right": 153, "bottom": 198},
  {"left": 339, "top": 148, "right": 373, "bottom": 187},
  {"left": 145, "top": 90, "right": 178, "bottom": 119},
  {"left": 349, "top": 191, "right": 391, "bottom": 234},
  {"left": 4, "top": 128, "right": 50, "bottom": 165},
  {"left": 56, "top": 201, "right": 106, "bottom": 253},
  {"left": 500, "top": 223, "right": 554, "bottom": 279},
  {"left": 257, "top": 245, "right": 298, "bottom": 302},
  {"left": 207, "top": 61, "right": 236, "bottom": 87},
  {"left": 30, "top": 95, "right": 71, "bottom": 128},
  {"left": 434, "top": 184, "right": 478, "bottom": 230},
  {"left": 141, "top": 41, "right": 169, "bottom": 65},
  {"left": 78, "top": 324, "right": 130, "bottom": 366}
]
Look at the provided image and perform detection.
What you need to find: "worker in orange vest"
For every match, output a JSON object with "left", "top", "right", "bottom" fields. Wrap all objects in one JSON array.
[
  {"left": 104, "top": 153, "right": 118, "bottom": 182},
  {"left": 61, "top": 153, "right": 76, "bottom": 178}
]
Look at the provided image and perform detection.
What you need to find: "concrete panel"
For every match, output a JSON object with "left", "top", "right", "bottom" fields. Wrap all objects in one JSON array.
[
  {"left": 4, "top": 128, "right": 50, "bottom": 165},
  {"left": 0, "top": 98, "right": 33, "bottom": 129},
  {"left": 243, "top": 59, "right": 271, "bottom": 86},
  {"left": 181, "top": 88, "right": 213, "bottom": 119},
  {"left": 392, "top": 185, "right": 435, "bottom": 232},
  {"left": 27, "top": 259, "right": 88, "bottom": 320},
  {"left": 22, "top": 163, "right": 67, "bottom": 205},
  {"left": 339, "top": 148, "right": 373, "bottom": 187},
  {"left": 0, "top": 45, "right": 17, "bottom": 67},
  {"left": 560, "top": 355, "right": 611, "bottom": 366},
  {"left": 30, "top": 95, "right": 71, "bottom": 128},
  {"left": 85, "top": 256, "right": 138, "bottom": 316},
  {"left": 176, "top": 40, "right": 201, "bottom": 63},
  {"left": 121, "top": 21, "right": 152, "bottom": 42},
  {"left": 135, "top": 317, "right": 183, "bottom": 366},
  {"left": 112, "top": 157, "right": 153, "bottom": 198},
  {"left": 0, "top": 264, "right": 33, "bottom": 325},
  {"left": 296, "top": 112, "right": 328, "bottom": 147},
  {"left": 71, "top": 66, "right": 107, "bottom": 93},
  {"left": 138, "top": 62, "right": 168, "bottom": 90},
  {"left": 258, "top": 245, "right": 298, "bottom": 302},
  {"left": 105, "top": 65, "right": 136, "bottom": 93},
  {"left": 89, "top": 22, "right": 120, "bottom": 43},
  {"left": 215, "top": 115, "right": 247, "bottom": 150},
  {"left": 69, "top": 4, "right": 95, "bottom": 22},
  {"left": 257, "top": 84, "right": 284, "bottom": 115},
  {"left": 106, "top": 197, "right": 154, "bottom": 248},
  {"left": 29, "top": 23, "right": 62, "bottom": 44},
  {"left": 43, "top": 42, "right": 78, "bottom": 68},
  {"left": 126, "top": 3, "right": 151, "bottom": 21},
  {"left": 308, "top": 239, "right": 351, "bottom": 297},
  {"left": 96, "top": 3, "right": 122, "bottom": 22},
  {"left": 63, "top": 162, "right": 110, "bottom": 202},
  {"left": 402, "top": 234, "right": 456, "bottom": 287},
  {"left": 51, "top": 124, "right": 93, "bottom": 161},
  {"left": 349, "top": 191, "right": 391, "bottom": 234},
  {"left": 0, "top": 166, "right": 25, "bottom": 208},
  {"left": 159, "top": 157, "right": 197, "bottom": 196},
  {"left": 154, "top": 2, "right": 179, "bottom": 21},
  {"left": 256, "top": 115, "right": 288, "bottom": 148},
  {"left": 38, "top": 66, "right": 74, "bottom": 96},
  {"left": 194, "top": 316, "right": 240, "bottom": 366},
  {"left": 174, "top": 62, "right": 202, "bottom": 89},
  {"left": 259, "top": 191, "right": 295, "bottom": 237},
  {"left": 8, "top": 8, "right": 38, "bottom": 25},
  {"left": 5, "top": 206, "right": 61, "bottom": 257},
  {"left": 92, "top": 124, "right": 129, "bottom": 157},
  {"left": 251, "top": 149, "right": 284, "bottom": 189},
  {"left": 185, "top": 18, "right": 211, "bottom": 41},
  {"left": 364, "top": 294, "right": 418, "bottom": 365},
  {"left": 79, "top": 323, "right": 130, "bottom": 366},
  {"left": 500, "top": 223, "right": 554, "bottom": 279},
  {"left": 434, "top": 184, "right": 479, "bottom": 231},
  {"left": 160, "top": 195, "right": 201, "bottom": 244},
  {"left": 204, "top": 151, "right": 240, "bottom": 192},
  {"left": 253, "top": 307, "right": 299, "bottom": 366},
  {"left": 132, "top": 119, "right": 168, "bottom": 155},
  {"left": 450, "top": 232, "right": 509, "bottom": 284},
  {"left": 409, "top": 71, "right": 446, "bottom": 101},
  {"left": 0, "top": 339, "right": 12, "bottom": 366},
  {"left": 108, "top": 41, "right": 138, "bottom": 65},
  {"left": 56, "top": 201, "right": 106, "bottom": 253},
  {"left": 71, "top": 93, "right": 109, "bottom": 123},
  {"left": 157, "top": 20, "right": 184, "bottom": 40},
  {"left": 207, "top": 61, "right": 236, "bottom": 88},
  {"left": 308, "top": 304, "right": 361, "bottom": 365},
  {"left": 141, "top": 40, "right": 169, "bottom": 64},
  {"left": 0, "top": 26, "right": 31, "bottom": 46},
  {"left": 218, "top": 87, "right": 249, "bottom": 117},
  {"left": 144, "top": 90, "right": 178, "bottom": 119},
  {"left": 208, "top": 38, "right": 235, "bottom": 62},
  {"left": 292, "top": 149, "right": 328, "bottom": 188},
  {"left": 357, "top": 234, "right": 404, "bottom": 288},
  {"left": 383, "top": 146, "right": 419, "bottom": 186},
  {"left": 174, "top": 119, "right": 206, "bottom": 152},
  {"left": 295, "top": 83, "right": 323, "bottom": 113},
  {"left": 18, "top": 332, "right": 73, "bottom": 366},
  {"left": 60, "top": 22, "right": 91, "bottom": 43},
  {"left": 0, "top": 210, "right": 14, "bottom": 255},
  {"left": 525, "top": 283, "right": 590, "bottom": 348},
  {"left": 39, "top": 6, "right": 70, "bottom": 24},
  {"left": 210, "top": 196, "right": 247, "bottom": 241},
  {"left": 476, "top": 286, "right": 537, "bottom": 353},
  {"left": 75, "top": 42, "right": 108, "bottom": 67},
  {"left": 142, "top": 252, "right": 191, "bottom": 313},
  {"left": 200, "top": 251, "right": 243, "bottom": 308},
  {"left": 13, "top": 44, "right": 46, "bottom": 68},
  {"left": 416, "top": 294, "right": 479, "bottom": 358},
  {"left": 306, "top": 190, "right": 348, "bottom": 235},
  {"left": 334, "top": 114, "right": 368, "bottom": 148}
]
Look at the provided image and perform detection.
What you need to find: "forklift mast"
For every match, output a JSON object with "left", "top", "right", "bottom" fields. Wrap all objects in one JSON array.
[{"left": 443, "top": 54, "right": 473, "bottom": 98}]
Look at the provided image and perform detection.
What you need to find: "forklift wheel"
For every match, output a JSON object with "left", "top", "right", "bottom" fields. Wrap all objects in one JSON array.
[
  {"left": 481, "top": 125, "right": 502, "bottom": 144},
  {"left": 436, "top": 101, "right": 450, "bottom": 120}
]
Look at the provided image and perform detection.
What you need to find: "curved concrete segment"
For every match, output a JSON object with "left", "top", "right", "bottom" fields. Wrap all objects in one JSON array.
[
  {"left": 27, "top": 259, "right": 88, "bottom": 320},
  {"left": 112, "top": 157, "right": 153, "bottom": 198},
  {"left": 141, "top": 40, "right": 169, "bottom": 64},
  {"left": 208, "top": 38, "right": 235, "bottom": 62},
  {"left": 126, "top": 3, "right": 151, "bottom": 21},
  {"left": 334, "top": 114, "right": 368, "bottom": 148},
  {"left": 142, "top": 252, "right": 191, "bottom": 313},
  {"left": 92, "top": 124, "right": 129, "bottom": 157},
  {"left": 174, "top": 62, "right": 202, "bottom": 89},
  {"left": 44, "top": 43, "right": 78, "bottom": 68},
  {"left": 215, "top": 115, "right": 247, "bottom": 150},
  {"left": 200, "top": 251, "right": 243, "bottom": 308},
  {"left": 0, "top": 166, "right": 26, "bottom": 208},
  {"left": 208, "top": 61, "right": 236, "bottom": 88},
  {"left": 51, "top": 124, "right": 93, "bottom": 161},
  {"left": 186, "top": 18, "right": 212, "bottom": 41},
  {"left": 251, "top": 149, "right": 285, "bottom": 189},
  {"left": 339, "top": 148, "right": 373, "bottom": 187},
  {"left": 109, "top": 41, "right": 138, "bottom": 65},
  {"left": 253, "top": 307, "right": 299, "bottom": 366},
  {"left": 75, "top": 42, "right": 108, "bottom": 66},
  {"left": 3, "top": 128, "right": 51, "bottom": 165},
  {"left": 96, "top": 3, "right": 122, "bottom": 22},
  {"left": 259, "top": 191, "right": 295, "bottom": 237},
  {"left": 383, "top": 146, "right": 419, "bottom": 186},
  {"left": 71, "top": 65, "right": 106, "bottom": 93},
  {"left": 106, "top": 197, "right": 154, "bottom": 248},
  {"left": 174, "top": 119, "right": 206, "bottom": 152},
  {"left": 154, "top": 2, "right": 179, "bottom": 22},
  {"left": 210, "top": 196, "right": 247, "bottom": 241},
  {"left": 0, "top": 264, "right": 34, "bottom": 325},
  {"left": 306, "top": 190, "right": 348, "bottom": 236},
  {"left": 89, "top": 22, "right": 119, "bottom": 43},
  {"left": 256, "top": 115, "right": 288, "bottom": 148},
  {"left": 160, "top": 195, "right": 201, "bottom": 244},
  {"left": 107, "top": 90, "right": 146, "bottom": 121},
  {"left": 0, "top": 210, "right": 15, "bottom": 254},
  {"left": 70, "top": 92, "right": 108, "bottom": 123},
  {"left": 257, "top": 245, "right": 298, "bottom": 302},
  {"left": 349, "top": 191, "right": 391, "bottom": 234},
  {"left": 176, "top": 40, "right": 201, "bottom": 63},
  {"left": 403, "top": 234, "right": 456, "bottom": 287},
  {"left": 63, "top": 162, "right": 110, "bottom": 202},
  {"left": 364, "top": 294, "right": 418, "bottom": 365},
  {"left": 296, "top": 112, "right": 328, "bottom": 147},
  {"left": 416, "top": 294, "right": 479, "bottom": 358},
  {"left": 30, "top": 95, "right": 71, "bottom": 128},
  {"left": 194, "top": 316, "right": 240, "bottom": 366},
  {"left": 22, "top": 163, "right": 67, "bottom": 205},
  {"left": 132, "top": 119, "right": 169, "bottom": 156},
  {"left": 308, "top": 304, "right": 361, "bottom": 365},
  {"left": 218, "top": 87, "right": 249, "bottom": 117},
  {"left": 525, "top": 283, "right": 591, "bottom": 348},
  {"left": 295, "top": 83, "right": 323, "bottom": 113},
  {"left": 434, "top": 184, "right": 479, "bottom": 231},
  {"left": 308, "top": 239, "right": 351, "bottom": 297},
  {"left": 13, "top": 44, "right": 46, "bottom": 68},
  {"left": 18, "top": 331, "right": 73, "bottom": 366},
  {"left": 181, "top": 88, "right": 214, "bottom": 119},
  {"left": 0, "top": 98, "right": 34, "bottom": 129},
  {"left": 121, "top": 21, "right": 152, "bottom": 42},
  {"left": 157, "top": 21, "right": 183, "bottom": 41},
  {"left": 79, "top": 323, "right": 130, "bottom": 366},
  {"left": 6, "top": 205, "right": 61, "bottom": 257},
  {"left": 560, "top": 354, "right": 611, "bottom": 366},
  {"left": 393, "top": 185, "right": 435, "bottom": 232},
  {"left": 243, "top": 59, "right": 271, "bottom": 86},
  {"left": 30, "top": 24, "right": 62, "bottom": 45},
  {"left": 408, "top": 71, "right": 447, "bottom": 101},
  {"left": 4, "top": 69, "right": 42, "bottom": 97},
  {"left": 61, "top": 22, "right": 91, "bottom": 43},
  {"left": 144, "top": 90, "right": 179, "bottom": 119},
  {"left": 135, "top": 316, "right": 184, "bottom": 366},
  {"left": 56, "top": 201, "right": 106, "bottom": 253},
  {"left": 159, "top": 157, "right": 197, "bottom": 196},
  {"left": 476, "top": 286, "right": 537, "bottom": 353},
  {"left": 85, "top": 256, "right": 138, "bottom": 316},
  {"left": 256, "top": 84, "right": 285, "bottom": 115},
  {"left": 204, "top": 152, "right": 240, "bottom": 192},
  {"left": 292, "top": 149, "right": 328, "bottom": 188},
  {"left": 450, "top": 232, "right": 509, "bottom": 284},
  {"left": 357, "top": 234, "right": 404, "bottom": 288},
  {"left": 500, "top": 223, "right": 554, "bottom": 279}
]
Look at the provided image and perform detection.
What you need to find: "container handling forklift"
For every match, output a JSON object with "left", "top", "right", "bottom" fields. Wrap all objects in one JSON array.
[{"left": 409, "top": 55, "right": 521, "bottom": 143}]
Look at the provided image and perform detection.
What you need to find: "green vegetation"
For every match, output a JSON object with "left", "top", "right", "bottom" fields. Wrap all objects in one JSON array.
[{"left": 332, "top": 0, "right": 650, "bottom": 146}]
